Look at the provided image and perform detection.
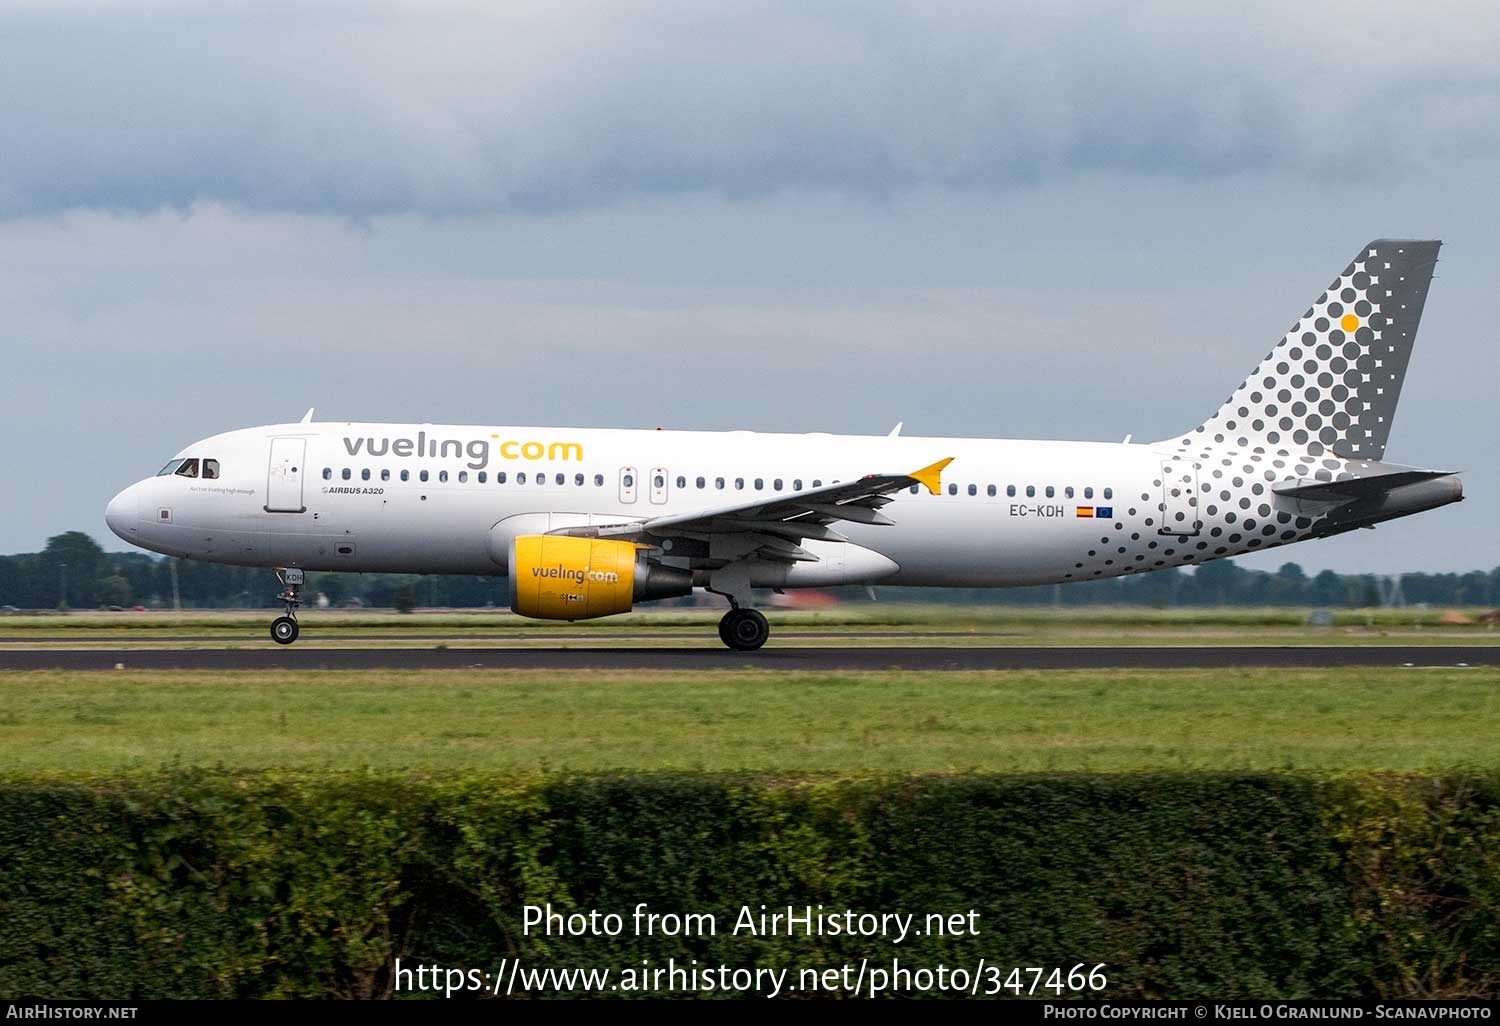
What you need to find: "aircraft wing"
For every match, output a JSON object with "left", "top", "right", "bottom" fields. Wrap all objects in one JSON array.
[{"left": 560, "top": 457, "right": 953, "bottom": 559}]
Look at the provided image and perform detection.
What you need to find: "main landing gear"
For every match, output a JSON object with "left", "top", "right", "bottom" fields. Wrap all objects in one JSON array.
[
  {"left": 718, "top": 607, "right": 770, "bottom": 651},
  {"left": 270, "top": 567, "right": 304, "bottom": 645}
]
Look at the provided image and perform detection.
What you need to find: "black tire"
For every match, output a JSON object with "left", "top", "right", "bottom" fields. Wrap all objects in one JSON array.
[
  {"left": 720, "top": 608, "right": 769, "bottom": 651},
  {"left": 270, "top": 616, "right": 299, "bottom": 645}
]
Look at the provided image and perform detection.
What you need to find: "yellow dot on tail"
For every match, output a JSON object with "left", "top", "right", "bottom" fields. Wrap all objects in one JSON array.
[{"left": 1340, "top": 313, "right": 1359, "bottom": 333}]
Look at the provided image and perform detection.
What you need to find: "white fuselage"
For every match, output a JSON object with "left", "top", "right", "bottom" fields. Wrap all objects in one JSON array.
[{"left": 106, "top": 419, "right": 1453, "bottom": 592}]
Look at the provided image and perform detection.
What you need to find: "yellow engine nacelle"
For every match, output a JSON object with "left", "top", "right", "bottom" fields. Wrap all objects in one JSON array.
[{"left": 508, "top": 535, "right": 692, "bottom": 620}]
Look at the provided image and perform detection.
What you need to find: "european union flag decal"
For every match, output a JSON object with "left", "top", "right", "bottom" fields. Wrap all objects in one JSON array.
[{"left": 1096, "top": 506, "right": 1113, "bottom": 518}]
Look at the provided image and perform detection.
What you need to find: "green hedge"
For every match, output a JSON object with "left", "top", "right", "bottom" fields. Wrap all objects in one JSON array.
[{"left": 1, "top": 772, "right": 1496, "bottom": 999}]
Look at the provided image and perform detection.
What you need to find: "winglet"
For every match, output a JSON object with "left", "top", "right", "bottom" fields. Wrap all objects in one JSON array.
[
  {"left": 300, "top": 407, "right": 315, "bottom": 424},
  {"left": 909, "top": 457, "right": 953, "bottom": 495}
]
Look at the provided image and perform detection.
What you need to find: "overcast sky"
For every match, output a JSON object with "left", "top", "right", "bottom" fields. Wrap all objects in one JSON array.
[{"left": 3, "top": 1, "right": 1496, "bottom": 574}]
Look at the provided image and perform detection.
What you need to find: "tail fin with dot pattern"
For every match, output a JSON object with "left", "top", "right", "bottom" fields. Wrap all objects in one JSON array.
[{"left": 1170, "top": 240, "right": 1440, "bottom": 461}]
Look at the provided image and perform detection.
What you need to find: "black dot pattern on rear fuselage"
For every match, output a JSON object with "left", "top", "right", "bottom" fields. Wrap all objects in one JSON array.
[{"left": 1055, "top": 241, "right": 1440, "bottom": 584}]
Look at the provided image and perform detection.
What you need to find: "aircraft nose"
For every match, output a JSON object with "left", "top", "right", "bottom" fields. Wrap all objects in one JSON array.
[{"left": 105, "top": 485, "right": 139, "bottom": 542}]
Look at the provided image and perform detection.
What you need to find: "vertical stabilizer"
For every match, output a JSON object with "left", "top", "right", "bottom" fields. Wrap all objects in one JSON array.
[{"left": 1168, "top": 240, "right": 1440, "bottom": 460}]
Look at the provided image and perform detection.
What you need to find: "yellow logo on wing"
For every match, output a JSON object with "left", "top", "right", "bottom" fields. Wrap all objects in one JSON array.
[{"left": 909, "top": 457, "right": 954, "bottom": 496}]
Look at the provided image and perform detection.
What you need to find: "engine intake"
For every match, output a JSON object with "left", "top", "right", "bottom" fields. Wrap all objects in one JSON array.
[{"left": 509, "top": 535, "right": 692, "bottom": 620}]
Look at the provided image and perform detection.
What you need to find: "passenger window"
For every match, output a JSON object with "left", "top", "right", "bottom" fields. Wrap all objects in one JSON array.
[
  {"left": 401, "top": 470, "right": 410, "bottom": 482},
  {"left": 735, "top": 478, "right": 745, "bottom": 490},
  {"left": 322, "top": 468, "right": 332, "bottom": 480},
  {"left": 420, "top": 470, "right": 429, "bottom": 482},
  {"left": 716, "top": 477, "right": 725, "bottom": 489},
  {"left": 517, "top": 472, "right": 526, "bottom": 484},
  {"left": 812, "top": 479, "right": 822, "bottom": 488},
  {"left": 793, "top": 479, "right": 802, "bottom": 491},
  {"left": 773, "top": 478, "right": 783, "bottom": 491},
  {"left": 623, "top": 473, "right": 634, "bottom": 488},
  {"left": 987, "top": 485, "right": 996, "bottom": 496},
  {"left": 1065, "top": 485, "right": 1074, "bottom": 498},
  {"left": 477, "top": 471, "right": 486, "bottom": 483},
  {"left": 536, "top": 474, "right": 545, "bottom": 486},
  {"left": 382, "top": 469, "right": 391, "bottom": 482},
  {"left": 753, "top": 478, "right": 763, "bottom": 490},
  {"left": 556, "top": 473, "right": 565, "bottom": 486},
  {"left": 439, "top": 470, "right": 449, "bottom": 483},
  {"left": 361, "top": 469, "right": 371, "bottom": 481},
  {"left": 696, "top": 476, "right": 706, "bottom": 489},
  {"left": 1084, "top": 486, "right": 1093, "bottom": 499},
  {"left": 1045, "top": 486, "right": 1054, "bottom": 498},
  {"left": 968, "top": 484, "right": 977, "bottom": 496},
  {"left": 676, "top": 475, "right": 686, "bottom": 489},
  {"left": 497, "top": 472, "right": 507, "bottom": 484},
  {"left": 175, "top": 459, "right": 200, "bottom": 479},
  {"left": 655, "top": 474, "right": 665, "bottom": 489},
  {"left": 576, "top": 473, "right": 585, "bottom": 486},
  {"left": 341, "top": 468, "right": 351, "bottom": 480},
  {"left": 202, "top": 459, "right": 220, "bottom": 480},
  {"left": 948, "top": 483, "right": 958, "bottom": 495},
  {"left": 1007, "top": 485, "right": 1016, "bottom": 497},
  {"left": 1103, "top": 487, "right": 1113, "bottom": 500},
  {"left": 909, "top": 485, "right": 919, "bottom": 494},
  {"left": 457, "top": 471, "right": 467, "bottom": 483},
  {"left": 594, "top": 474, "right": 604, "bottom": 486},
  {"left": 1026, "top": 485, "right": 1035, "bottom": 497}
]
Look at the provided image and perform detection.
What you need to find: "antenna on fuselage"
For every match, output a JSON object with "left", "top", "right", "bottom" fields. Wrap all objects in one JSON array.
[
  {"left": 888, "top": 422, "right": 903, "bottom": 437},
  {"left": 300, "top": 407, "right": 315, "bottom": 424}
]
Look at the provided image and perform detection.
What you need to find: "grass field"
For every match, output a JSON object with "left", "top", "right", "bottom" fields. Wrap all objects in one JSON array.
[
  {"left": 2, "top": 667, "right": 1497, "bottom": 773},
  {"left": 2, "top": 605, "right": 1497, "bottom": 647}
]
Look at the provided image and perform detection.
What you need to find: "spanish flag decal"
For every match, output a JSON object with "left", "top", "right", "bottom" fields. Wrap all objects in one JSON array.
[{"left": 1075, "top": 506, "right": 1094, "bottom": 518}]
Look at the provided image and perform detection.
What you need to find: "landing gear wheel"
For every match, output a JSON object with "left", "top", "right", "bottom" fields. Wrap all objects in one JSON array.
[
  {"left": 270, "top": 616, "right": 300, "bottom": 645},
  {"left": 719, "top": 608, "right": 769, "bottom": 651},
  {"left": 270, "top": 568, "right": 305, "bottom": 646}
]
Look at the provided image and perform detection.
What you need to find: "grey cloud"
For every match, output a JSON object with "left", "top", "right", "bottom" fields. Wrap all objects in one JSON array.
[{"left": 2, "top": 1, "right": 1499, "bottom": 218}]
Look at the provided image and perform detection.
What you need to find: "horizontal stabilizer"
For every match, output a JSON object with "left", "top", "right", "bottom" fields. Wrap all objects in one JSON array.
[{"left": 1273, "top": 469, "right": 1454, "bottom": 502}]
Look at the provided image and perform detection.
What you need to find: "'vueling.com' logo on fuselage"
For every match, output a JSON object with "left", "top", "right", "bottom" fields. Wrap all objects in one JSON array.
[{"left": 342, "top": 432, "right": 584, "bottom": 470}]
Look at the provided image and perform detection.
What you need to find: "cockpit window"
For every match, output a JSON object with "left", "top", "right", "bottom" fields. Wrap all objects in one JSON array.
[
  {"left": 156, "top": 460, "right": 185, "bottom": 477},
  {"left": 202, "top": 459, "right": 220, "bottom": 480},
  {"left": 173, "top": 459, "right": 200, "bottom": 479}
]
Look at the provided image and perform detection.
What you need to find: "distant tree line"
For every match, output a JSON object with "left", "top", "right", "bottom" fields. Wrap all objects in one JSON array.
[{"left": 0, "top": 531, "right": 1496, "bottom": 611}]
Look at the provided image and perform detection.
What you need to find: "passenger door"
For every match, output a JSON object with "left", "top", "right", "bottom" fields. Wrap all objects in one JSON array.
[
  {"left": 265, "top": 437, "right": 307, "bottom": 513},
  {"left": 1159, "top": 460, "right": 1200, "bottom": 536}
]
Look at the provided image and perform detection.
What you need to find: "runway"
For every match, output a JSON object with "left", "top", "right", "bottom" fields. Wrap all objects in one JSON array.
[{"left": 1, "top": 645, "right": 1495, "bottom": 671}]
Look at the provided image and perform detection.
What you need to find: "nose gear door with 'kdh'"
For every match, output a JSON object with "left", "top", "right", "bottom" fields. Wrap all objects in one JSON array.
[
  {"left": 1159, "top": 460, "right": 1200, "bottom": 536},
  {"left": 265, "top": 437, "right": 307, "bottom": 513}
]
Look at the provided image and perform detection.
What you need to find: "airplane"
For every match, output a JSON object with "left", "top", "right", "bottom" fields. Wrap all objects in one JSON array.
[{"left": 105, "top": 239, "right": 1461, "bottom": 650}]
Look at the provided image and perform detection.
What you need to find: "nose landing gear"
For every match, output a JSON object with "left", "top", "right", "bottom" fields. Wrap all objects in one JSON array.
[{"left": 270, "top": 567, "right": 304, "bottom": 645}]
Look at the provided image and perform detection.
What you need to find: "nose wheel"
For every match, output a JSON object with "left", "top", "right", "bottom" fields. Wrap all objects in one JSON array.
[
  {"left": 271, "top": 616, "right": 300, "bottom": 645},
  {"left": 270, "top": 568, "right": 304, "bottom": 645},
  {"left": 718, "top": 608, "right": 770, "bottom": 651}
]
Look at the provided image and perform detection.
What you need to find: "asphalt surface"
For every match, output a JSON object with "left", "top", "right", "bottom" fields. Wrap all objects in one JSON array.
[{"left": 0, "top": 646, "right": 1494, "bottom": 671}]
